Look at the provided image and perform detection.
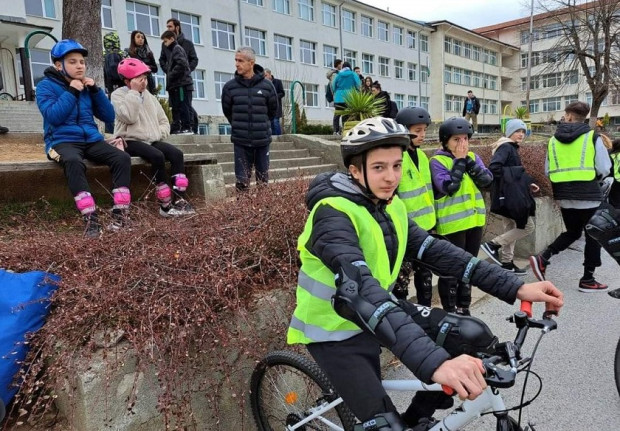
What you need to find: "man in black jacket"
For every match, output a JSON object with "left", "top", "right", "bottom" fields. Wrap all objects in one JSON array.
[
  {"left": 221, "top": 47, "right": 278, "bottom": 191},
  {"left": 264, "top": 68, "right": 285, "bottom": 135},
  {"left": 160, "top": 31, "right": 193, "bottom": 134},
  {"left": 462, "top": 90, "right": 480, "bottom": 133}
]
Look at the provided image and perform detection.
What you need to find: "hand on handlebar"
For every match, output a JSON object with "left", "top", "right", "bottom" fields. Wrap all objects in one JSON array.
[
  {"left": 431, "top": 354, "right": 487, "bottom": 401},
  {"left": 516, "top": 281, "right": 563, "bottom": 316}
]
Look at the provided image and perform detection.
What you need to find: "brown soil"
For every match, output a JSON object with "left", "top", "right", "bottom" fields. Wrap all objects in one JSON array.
[{"left": 0, "top": 133, "right": 47, "bottom": 161}]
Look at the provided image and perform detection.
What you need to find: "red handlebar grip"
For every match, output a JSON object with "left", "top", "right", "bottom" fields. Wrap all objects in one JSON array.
[
  {"left": 520, "top": 301, "right": 533, "bottom": 317},
  {"left": 442, "top": 384, "right": 455, "bottom": 396}
]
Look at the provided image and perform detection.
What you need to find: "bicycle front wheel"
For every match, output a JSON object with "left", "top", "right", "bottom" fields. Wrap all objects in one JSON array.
[
  {"left": 250, "top": 350, "right": 357, "bottom": 431},
  {"left": 615, "top": 338, "right": 620, "bottom": 397}
]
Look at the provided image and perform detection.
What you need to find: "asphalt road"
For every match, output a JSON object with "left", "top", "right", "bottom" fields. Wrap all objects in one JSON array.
[{"left": 385, "top": 238, "right": 620, "bottom": 430}]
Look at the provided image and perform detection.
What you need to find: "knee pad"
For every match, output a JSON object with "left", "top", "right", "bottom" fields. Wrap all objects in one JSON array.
[
  {"left": 156, "top": 183, "right": 172, "bottom": 205},
  {"left": 112, "top": 187, "right": 131, "bottom": 210},
  {"left": 74, "top": 191, "right": 96, "bottom": 215},
  {"left": 172, "top": 173, "right": 189, "bottom": 192},
  {"left": 586, "top": 203, "right": 620, "bottom": 264},
  {"left": 354, "top": 412, "right": 412, "bottom": 431}
]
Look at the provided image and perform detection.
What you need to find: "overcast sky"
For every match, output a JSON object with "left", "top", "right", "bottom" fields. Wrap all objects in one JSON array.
[{"left": 357, "top": 0, "right": 534, "bottom": 29}]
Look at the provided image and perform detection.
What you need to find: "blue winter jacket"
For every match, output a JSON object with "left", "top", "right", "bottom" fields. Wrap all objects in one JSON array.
[
  {"left": 332, "top": 68, "right": 360, "bottom": 104},
  {"left": 36, "top": 67, "right": 115, "bottom": 153}
]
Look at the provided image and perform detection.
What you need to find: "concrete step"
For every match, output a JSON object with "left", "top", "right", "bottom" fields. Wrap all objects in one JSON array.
[
  {"left": 223, "top": 163, "right": 338, "bottom": 185},
  {"left": 173, "top": 140, "right": 297, "bottom": 153},
  {"left": 224, "top": 174, "right": 317, "bottom": 196},
  {"left": 188, "top": 149, "right": 309, "bottom": 163},
  {"left": 0, "top": 101, "right": 43, "bottom": 133},
  {"left": 218, "top": 157, "right": 323, "bottom": 173}
]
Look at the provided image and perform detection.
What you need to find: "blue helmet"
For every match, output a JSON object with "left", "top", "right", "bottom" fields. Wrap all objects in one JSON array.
[{"left": 50, "top": 39, "right": 88, "bottom": 62}]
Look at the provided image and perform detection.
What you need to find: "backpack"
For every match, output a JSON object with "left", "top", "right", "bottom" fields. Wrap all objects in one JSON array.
[
  {"left": 326, "top": 84, "right": 334, "bottom": 103},
  {"left": 104, "top": 52, "right": 125, "bottom": 91}
]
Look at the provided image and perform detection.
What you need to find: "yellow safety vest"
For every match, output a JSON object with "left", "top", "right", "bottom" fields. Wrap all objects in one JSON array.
[
  {"left": 398, "top": 149, "right": 436, "bottom": 231},
  {"left": 287, "top": 196, "right": 408, "bottom": 344},
  {"left": 431, "top": 152, "right": 486, "bottom": 235},
  {"left": 548, "top": 131, "right": 596, "bottom": 183},
  {"left": 611, "top": 152, "right": 620, "bottom": 181}
]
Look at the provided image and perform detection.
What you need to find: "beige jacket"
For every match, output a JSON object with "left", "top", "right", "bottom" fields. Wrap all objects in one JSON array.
[{"left": 111, "top": 87, "right": 170, "bottom": 143}]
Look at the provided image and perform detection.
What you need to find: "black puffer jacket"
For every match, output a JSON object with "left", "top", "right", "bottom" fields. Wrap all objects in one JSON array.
[
  {"left": 160, "top": 41, "right": 193, "bottom": 91},
  {"left": 159, "top": 32, "right": 198, "bottom": 73},
  {"left": 305, "top": 172, "right": 523, "bottom": 383},
  {"left": 221, "top": 64, "right": 278, "bottom": 147}
]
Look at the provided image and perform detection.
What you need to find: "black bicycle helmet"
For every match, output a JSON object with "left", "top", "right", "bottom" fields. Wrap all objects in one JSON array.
[
  {"left": 341, "top": 117, "right": 409, "bottom": 166},
  {"left": 439, "top": 117, "right": 473, "bottom": 145},
  {"left": 395, "top": 107, "right": 431, "bottom": 127}
]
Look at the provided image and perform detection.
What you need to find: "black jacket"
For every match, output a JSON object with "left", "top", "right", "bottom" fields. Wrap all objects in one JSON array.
[
  {"left": 376, "top": 91, "right": 392, "bottom": 118},
  {"left": 159, "top": 32, "right": 198, "bottom": 73},
  {"left": 549, "top": 122, "right": 602, "bottom": 201},
  {"left": 489, "top": 139, "right": 536, "bottom": 228},
  {"left": 221, "top": 64, "right": 278, "bottom": 147},
  {"left": 305, "top": 171, "right": 523, "bottom": 383},
  {"left": 270, "top": 77, "right": 285, "bottom": 118},
  {"left": 462, "top": 96, "right": 481, "bottom": 116},
  {"left": 160, "top": 42, "right": 193, "bottom": 91}
]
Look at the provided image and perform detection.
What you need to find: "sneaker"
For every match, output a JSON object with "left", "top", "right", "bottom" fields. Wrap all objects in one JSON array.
[
  {"left": 162, "top": 199, "right": 196, "bottom": 217},
  {"left": 108, "top": 210, "right": 130, "bottom": 231},
  {"left": 83, "top": 213, "right": 102, "bottom": 239},
  {"left": 529, "top": 254, "right": 549, "bottom": 281},
  {"left": 501, "top": 261, "right": 527, "bottom": 276},
  {"left": 481, "top": 241, "right": 502, "bottom": 265},
  {"left": 578, "top": 278, "right": 609, "bottom": 293}
]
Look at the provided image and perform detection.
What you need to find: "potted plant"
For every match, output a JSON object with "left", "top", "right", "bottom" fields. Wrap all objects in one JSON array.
[
  {"left": 514, "top": 105, "right": 532, "bottom": 136},
  {"left": 335, "top": 90, "right": 385, "bottom": 135}
]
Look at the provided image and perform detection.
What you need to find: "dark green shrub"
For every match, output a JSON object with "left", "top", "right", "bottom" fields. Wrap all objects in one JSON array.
[{"left": 298, "top": 124, "right": 333, "bottom": 135}]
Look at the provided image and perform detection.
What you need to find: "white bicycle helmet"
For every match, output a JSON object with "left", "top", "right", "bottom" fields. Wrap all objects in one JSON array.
[{"left": 341, "top": 117, "right": 409, "bottom": 166}]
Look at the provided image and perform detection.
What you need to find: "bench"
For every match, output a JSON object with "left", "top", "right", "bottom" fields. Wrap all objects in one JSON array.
[{"left": 0, "top": 153, "right": 226, "bottom": 203}]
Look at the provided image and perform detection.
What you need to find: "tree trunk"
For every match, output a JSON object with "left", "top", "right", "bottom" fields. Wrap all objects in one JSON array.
[{"left": 62, "top": 0, "right": 103, "bottom": 87}]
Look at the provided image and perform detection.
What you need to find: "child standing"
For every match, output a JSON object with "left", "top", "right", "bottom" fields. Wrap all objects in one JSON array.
[
  {"left": 160, "top": 30, "right": 193, "bottom": 135},
  {"left": 481, "top": 119, "right": 538, "bottom": 274},
  {"left": 430, "top": 117, "right": 493, "bottom": 315},
  {"left": 36, "top": 39, "right": 132, "bottom": 238},
  {"left": 394, "top": 107, "right": 435, "bottom": 305}
]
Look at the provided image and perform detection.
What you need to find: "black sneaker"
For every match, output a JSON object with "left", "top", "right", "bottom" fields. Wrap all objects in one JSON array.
[
  {"left": 83, "top": 213, "right": 102, "bottom": 239},
  {"left": 578, "top": 278, "right": 608, "bottom": 293},
  {"left": 481, "top": 241, "right": 502, "bottom": 265},
  {"left": 501, "top": 261, "right": 527, "bottom": 276},
  {"left": 529, "top": 254, "right": 549, "bottom": 281}
]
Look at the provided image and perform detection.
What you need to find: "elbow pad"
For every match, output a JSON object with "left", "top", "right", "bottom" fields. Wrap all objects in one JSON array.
[{"left": 332, "top": 262, "right": 398, "bottom": 347}]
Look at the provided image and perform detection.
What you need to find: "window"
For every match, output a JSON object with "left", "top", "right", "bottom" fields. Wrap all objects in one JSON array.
[
  {"left": 420, "top": 96, "right": 429, "bottom": 111},
  {"left": 453, "top": 68, "right": 462, "bottom": 85},
  {"left": 393, "top": 26, "right": 403, "bottom": 45},
  {"left": 154, "top": 71, "right": 166, "bottom": 96},
  {"left": 192, "top": 70, "right": 206, "bottom": 99},
  {"left": 299, "top": 0, "right": 314, "bottom": 21},
  {"left": 488, "top": 50, "right": 497, "bottom": 66},
  {"left": 101, "top": 0, "right": 113, "bottom": 28},
  {"left": 485, "top": 74, "right": 497, "bottom": 90},
  {"left": 343, "top": 49, "right": 357, "bottom": 68},
  {"left": 481, "top": 99, "right": 497, "bottom": 115},
  {"left": 245, "top": 27, "right": 267, "bottom": 56},
  {"left": 20, "top": 48, "right": 51, "bottom": 87},
  {"left": 305, "top": 83, "right": 319, "bottom": 107},
  {"left": 300, "top": 40, "right": 316, "bottom": 64},
  {"left": 464, "top": 43, "right": 471, "bottom": 59},
  {"left": 472, "top": 45, "right": 480, "bottom": 62},
  {"left": 273, "top": 0, "right": 291, "bottom": 14},
  {"left": 472, "top": 72, "right": 481, "bottom": 88},
  {"left": 521, "top": 77, "right": 539, "bottom": 91},
  {"left": 445, "top": 94, "right": 461, "bottom": 112},
  {"left": 274, "top": 34, "right": 293, "bottom": 60},
  {"left": 394, "top": 60, "right": 403, "bottom": 79},
  {"left": 379, "top": 56, "right": 389, "bottom": 77},
  {"left": 342, "top": 9, "right": 355, "bottom": 33},
  {"left": 453, "top": 40, "right": 462, "bottom": 56},
  {"left": 407, "top": 30, "right": 416, "bottom": 49},
  {"left": 541, "top": 72, "right": 561, "bottom": 88},
  {"left": 362, "top": 53, "right": 374, "bottom": 75},
  {"left": 378, "top": 20, "right": 389, "bottom": 42},
  {"left": 126, "top": 1, "right": 159, "bottom": 36},
  {"left": 197, "top": 124, "right": 209, "bottom": 135},
  {"left": 214, "top": 71, "right": 234, "bottom": 100},
  {"left": 394, "top": 94, "right": 404, "bottom": 110},
  {"left": 542, "top": 96, "right": 562, "bottom": 112},
  {"left": 322, "top": 2, "right": 336, "bottom": 27},
  {"left": 244, "top": 0, "right": 264, "bottom": 5},
  {"left": 444, "top": 37, "right": 453, "bottom": 53},
  {"left": 529, "top": 99, "right": 539, "bottom": 114},
  {"left": 565, "top": 94, "right": 578, "bottom": 106},
  {"left": 25, "top": 0, "right": 56, "bottom": 18},
  {"left": 564, "top": 70, "right": 578, "bottom": 85},
  {"left": 172, "top": 11, "right": 201, "bottom": 44},
  {"left": 420, "top": 66, "right": 429, "bottom": 83},
  {"left": 361, "top": 15, "right": 374, "bottom": 38},
  {"left": 211, "top": 20, "right": 235, "bottom": 50},
  {"left": 407, "top": 95, "right": 417, "bottom": 107},
  {"left": 420, "top": 34, "right": 428, "bottom": 52},
  {"left": 463, "top": 70, "right": 471, "bottom": 86},
  {"left": 444, "top": 66, "right": 452, "bottom": 84},
  {"left": 323, "top": 45, "right": 338, "bottom": 67},
  {"left": 407, "top": 62, "right": 417, "bottom": 81},
  {"left": 219, "top": 124, "right": 232, "bottom": 135}
]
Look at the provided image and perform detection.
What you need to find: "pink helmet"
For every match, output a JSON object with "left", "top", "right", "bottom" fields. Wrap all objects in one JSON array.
[{"left": 117, "top": 58, "right": 151, "bottom": 80}]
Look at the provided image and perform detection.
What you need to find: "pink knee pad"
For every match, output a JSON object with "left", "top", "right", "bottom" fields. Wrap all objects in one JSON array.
[
  {"left": 112, "top": 187, "right": 131, "bottom": 210},
  {"left": 156, "top": 183, "right": 172, "bottom": 205},
  {"left": 172, "top": 174, "right": 189, "bottom": 192},
  {"left": 74, "top": 191, "right": 96, "bottom": 215}
]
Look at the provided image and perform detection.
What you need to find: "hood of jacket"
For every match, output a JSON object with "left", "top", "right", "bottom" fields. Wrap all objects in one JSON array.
[
  {"left": 553, "top": 122, "right": 592, "bottom": 143},
  {"left": 43, "top": 66, "right": 69, "bottom": 85},
  {"left": 306, "top": 172, "right": 385, "bottom": 212},
  {"left": 234, "top": 63, "right": 265, "bottom": 86},
  {"left": 491, "top": 137, "right": 518, "bottom": 155}
]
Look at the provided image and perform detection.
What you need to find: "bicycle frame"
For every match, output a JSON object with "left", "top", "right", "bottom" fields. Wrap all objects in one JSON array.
[{"left": 286, "top": 379, "right": 508, "bottom": 431}]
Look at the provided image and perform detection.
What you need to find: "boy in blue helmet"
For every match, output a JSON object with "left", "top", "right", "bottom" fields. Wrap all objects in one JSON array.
[{"left": 36, "top": 39, "right": 132, "bottom": 238}]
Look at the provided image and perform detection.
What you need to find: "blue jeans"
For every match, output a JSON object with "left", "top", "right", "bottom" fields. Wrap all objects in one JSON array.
[
  {"left": 233, "top": 144, "right": 270, "bottom": 190},
  {"left": 271, "top": 117, "right": 282, "bottom": 135}
]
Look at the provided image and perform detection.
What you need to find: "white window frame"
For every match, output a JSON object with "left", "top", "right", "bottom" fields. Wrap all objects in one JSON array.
[
  {"left": 25, "top": 0, "right": 56, "bottom": 18},
  {"left": 394, "top": 93, "right": 404, "bottom": 110},
  {"left": 214, "top": 71, "right": 234, "bottom": 100},
  {"left": 192, "top": 70, "right": 207, "bottom": 100},
  {"left": 244, "top": 0, "right": 264, "bottom": 5},
  {"left": 273, "top": 0, "right": 291, "bottom": 14},
  {"left": 211, "top": 20, "right": 236, "bottom": 50},
  {"left": 172, "top": 10, "right": 202, "bottom": 44},
  {"left": 362, "top": 53, "right": 374, "bottom": 75},
  {"left": 393, "top": 26, "right": 403, "bottom": 45},
  {"left": 407, "top": 30, "right": 416, "bottom": 49},
  {"left": 420, "top": 96, "right": 429, "bottom": 111},
  {"left": 408, "top": 95, "right": 417, "bottom": 107},
  {"left": 305, "top": 83, "right": 319, "bottom": 107},
  {"left": 394, "top": 60, "right": 403, "bottom": 79},
  {"left": 101, "top": 0, "right": 113, "bottom": 29},
  {"left": 343, "top": 49, "right": 357, "bottom": 68},
  {"left": 126, "top": 1, "right": 160, "bottom": 36},
  {"left": 274, "top": 34, "right": 293, "bottom": 61},
  {"left": 342, "top": 9, "right": 355, "bottom": 33},
  {"left": 322, "top": 2, "right": 336, "bottom": 27},
  {"left": 378, "top": 56, "right": 389, "bottom": 77},
  {"left": 323, "top": 45, "right": 338, "bottom": 68},
  {"left": 245, "top": 27, "right": 267, "bottom": 56},
  {"left": 300, "top": 40, "right": 316, "bottom": 65},
  {"left": 361, "top": 15, "right": 374, "bottom": 38},
  {"left": 299, "top": 0, "right": 314, "bottom": 21},
  {"left": 420, "top": 34, "right": 428, "bottom": 52},
  {"left": 154, "top": 71, "right": 167, "bottom": 97},
  {"left": 407, "top": 62, "right": 417, "bottom": 81},
  {"left": 378, "top": 20, "right": 389, "bottom": 42}
]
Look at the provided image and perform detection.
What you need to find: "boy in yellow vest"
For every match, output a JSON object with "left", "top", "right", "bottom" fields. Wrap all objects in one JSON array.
[
  {"left": 430, "top": 117, "right": 492, "bottom": 316},
  {"left": 287, "top": 117, "right": 563, "bottom": 429},
  {"left": 393, "top": 107, "right": 435, "bottom": 305}
]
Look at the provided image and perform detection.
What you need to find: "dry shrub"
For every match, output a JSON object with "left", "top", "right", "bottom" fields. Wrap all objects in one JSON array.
[{"left": 0, "top": 178, "right": 311, "bottom": 429}]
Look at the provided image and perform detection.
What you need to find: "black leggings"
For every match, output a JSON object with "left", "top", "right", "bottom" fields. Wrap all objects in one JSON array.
[
  {"left": 546, "top": 207, "right": 602, "bottom": 268},
  {"left": 125, "top": 140, "right": 185, "bottom": 185},
  {"left": 49, "top": 141, "right": 131, "bottom": 195}
]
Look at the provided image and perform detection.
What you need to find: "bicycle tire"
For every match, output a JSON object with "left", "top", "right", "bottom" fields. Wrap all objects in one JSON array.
[
  {"left": 615, "top": 338, "right": 620, "bottom": 398},
  {"left": 0, "top": 92, "right": 15, "bottom": 101},
  {"left": 250, "top": 350, "right": 357, "bottom": 431},
  {"left": 496, "top": 416, "right": 523, "bottom": 431}
]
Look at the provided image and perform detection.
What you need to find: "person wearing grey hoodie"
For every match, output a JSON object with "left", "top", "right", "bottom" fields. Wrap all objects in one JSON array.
[{"left": 480, "top": 119, "right": 538, "bottom": 274}]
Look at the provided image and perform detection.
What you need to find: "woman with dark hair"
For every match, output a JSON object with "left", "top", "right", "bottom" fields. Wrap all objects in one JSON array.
[
  {"left": 361, "top": 76, "right": 373, "bottom": 93},
  {"left": 126, "top": 30, "right": 158, "bottom": 94}
]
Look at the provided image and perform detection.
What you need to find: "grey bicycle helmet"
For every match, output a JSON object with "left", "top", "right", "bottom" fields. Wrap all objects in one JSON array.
[
  {"left": 395, "top": 107, "right": 431, "bottom": 127},
  {"left": 341, "top": 117, "right": 409, "bottom": 166},
  {"left": 439, "top": 117, "right": 473, "bottom": 145}
]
